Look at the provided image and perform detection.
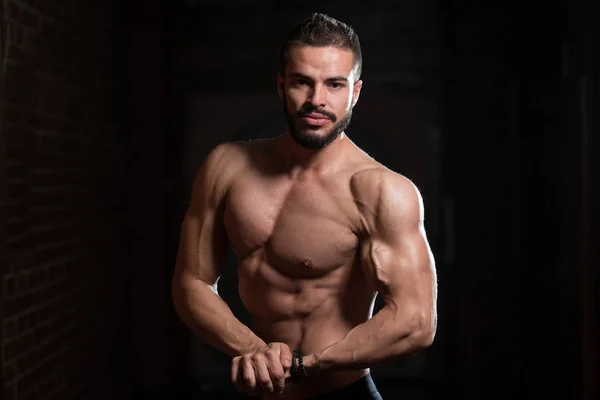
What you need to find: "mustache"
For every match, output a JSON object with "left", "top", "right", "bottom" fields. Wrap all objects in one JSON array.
[{"left": 295, "top": 108, "right": 336, "bottom": 121}]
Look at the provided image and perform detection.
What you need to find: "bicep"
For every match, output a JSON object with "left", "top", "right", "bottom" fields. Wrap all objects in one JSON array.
[
  {"left": 362, "top": 176, "right": 436, "bottom": 311},
  {"left": 175, "top": 203, "right": 228, "bottom": 286},
  {"left": 174, "top": 146, "right": 232, "bottom": 286},
  {"left": 364, "top": 226, "right": 434, "bottom": 308}
]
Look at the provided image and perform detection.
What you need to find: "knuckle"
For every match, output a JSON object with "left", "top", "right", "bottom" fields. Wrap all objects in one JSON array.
[
  {"left": 250, "top": 354, "right": 262, "bottom": 363},
  {"left": 272, "top": 372, "right": 284, "bottom": 381},
  {"left": 274, "top": 370, "right": 284, "bottom": 378},
  {"left": 267, "top": 358, "right": 281, "bottom": 368}
]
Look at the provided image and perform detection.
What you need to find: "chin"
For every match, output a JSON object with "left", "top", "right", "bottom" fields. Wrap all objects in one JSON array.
[
  {"left": 290, "top": 127, "right": 340, "bottom": 150},
  {"left": 299, "top": 126, "right": 327, "bottom": 137}
]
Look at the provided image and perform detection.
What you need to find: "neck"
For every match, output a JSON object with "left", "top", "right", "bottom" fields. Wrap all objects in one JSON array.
[{"left": 276, "top": 131, "right": 348, "bottom": 173}]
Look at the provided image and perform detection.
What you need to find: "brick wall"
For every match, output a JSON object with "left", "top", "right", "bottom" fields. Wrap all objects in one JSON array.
[{"left": 1, "top": 1, "right": 132, "bottom": 399}]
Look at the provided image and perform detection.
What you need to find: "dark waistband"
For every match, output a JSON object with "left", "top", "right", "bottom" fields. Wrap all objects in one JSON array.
[{"left": 308, "top": 374, "right": 381, "bottom": 400}]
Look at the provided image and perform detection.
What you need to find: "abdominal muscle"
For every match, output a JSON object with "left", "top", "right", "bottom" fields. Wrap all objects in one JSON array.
[{"left": 237, "top": 257, "right": 374, "bottom": 399}]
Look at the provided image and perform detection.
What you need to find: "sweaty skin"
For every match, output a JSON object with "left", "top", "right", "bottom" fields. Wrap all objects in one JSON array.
[{"left": 172, "top": 136, "right": 437, "bottom": 399}]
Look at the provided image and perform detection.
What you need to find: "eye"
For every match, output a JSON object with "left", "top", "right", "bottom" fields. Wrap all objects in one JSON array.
[{"left": 329, "top": 82, "right": 345, "bottom": 89}]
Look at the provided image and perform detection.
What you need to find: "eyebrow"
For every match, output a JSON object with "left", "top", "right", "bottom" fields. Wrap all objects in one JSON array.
[{"left": 289, "top": 72, "right": 349, "bottom": 83}]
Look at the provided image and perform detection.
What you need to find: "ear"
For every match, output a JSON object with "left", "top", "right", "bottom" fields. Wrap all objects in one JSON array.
[
  {"left": 277, "top": 74, "right": 284, "bottom": 100},
  {"left": 352, "top": 80, "right": 363, "bottom": 108}
]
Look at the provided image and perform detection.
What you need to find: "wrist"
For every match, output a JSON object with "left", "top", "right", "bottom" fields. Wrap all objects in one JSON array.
[
  {"left": 299, "top": 353, "right": 322, "bottom": 380},
  {"left": 290, "top": 350, "right": 315, "bottom": 382},
  {"left": 302, "top": 353, "right": 321, "bottom": 374},
  {"left": 239, "top": 341, "right": 267, "bottom": 356},
  {"left": 289, "top": 351, "right": 325, "bottom": 382}
]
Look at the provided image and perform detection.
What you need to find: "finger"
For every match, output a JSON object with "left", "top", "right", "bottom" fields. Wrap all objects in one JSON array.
[
  {"left": 266, "top": 352, "right": 285, "bottom": 393},
  {"left": 241, "top": 358, "right": 258, "bottom": 393},
  {"left": 279, "top": 344, "right": 293, "bottom": 370},
  {"left": 254, "top": 360, "right": 275, "bottom": 393},
  {"left": 231, "top": 358, "right": 240, "bottom": 389},
  {"left": 233, "top": 360, "right": 250, "bottom": 393},
  {"left": 284, "top": 368, "right": 292, "bottom": 382}
]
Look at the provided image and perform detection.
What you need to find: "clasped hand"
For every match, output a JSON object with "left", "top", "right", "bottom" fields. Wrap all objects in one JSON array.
[{"left": 231, "top": 342, "right": 293, "bottom": 396}]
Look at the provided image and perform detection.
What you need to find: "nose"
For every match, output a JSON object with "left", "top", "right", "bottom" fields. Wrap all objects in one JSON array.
[{"left": 308, "top": 84, "right": 327, "bottom": 108}]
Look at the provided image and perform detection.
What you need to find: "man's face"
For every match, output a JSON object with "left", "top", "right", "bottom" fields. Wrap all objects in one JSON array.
[{"left": 278, "top": 45, "right": 362, "bottom": 149}]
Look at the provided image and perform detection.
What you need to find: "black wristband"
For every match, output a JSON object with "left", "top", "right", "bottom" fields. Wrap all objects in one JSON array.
[
  {"left": 292, "top": 350, "right": 309, "bottom": 382},
  {"left": 291, "top": 350, "right": 299, "bottom": 381}
]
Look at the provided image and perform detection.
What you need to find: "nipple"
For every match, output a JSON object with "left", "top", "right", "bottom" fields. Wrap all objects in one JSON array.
[{"left": 301, "top": 258, "right": 314, "bottom": 269}]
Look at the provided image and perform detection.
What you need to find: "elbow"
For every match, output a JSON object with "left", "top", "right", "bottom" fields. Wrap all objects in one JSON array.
[
  {"left": 411, "top": 327, "right": 435, "bottom": 350},
  {"left": 171, "top": 271, "right": 216, "bottom": 311},
  {"left": 171, "top": 270, "right": 192, "bottom": 312},
  {"left": 404, "top": 310, "right": 437, "bottom": 351}
]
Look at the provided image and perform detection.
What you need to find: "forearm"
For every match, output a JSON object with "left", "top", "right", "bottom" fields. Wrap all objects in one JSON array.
[
  {"left": 172, "top": 278, "right": 265, "bottom": 358},
  {"left": 311, "top": 305, "right": 433, "bottom": 372}
]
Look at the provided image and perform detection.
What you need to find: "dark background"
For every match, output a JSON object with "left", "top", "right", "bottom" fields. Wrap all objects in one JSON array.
[{"left": 0, "top": 0, "right": 597, "bottom": 399}]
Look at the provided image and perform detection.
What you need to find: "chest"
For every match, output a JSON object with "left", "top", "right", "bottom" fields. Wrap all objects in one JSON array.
[{"left": 223, "top": 175, "right": 359, "bottom": 276}]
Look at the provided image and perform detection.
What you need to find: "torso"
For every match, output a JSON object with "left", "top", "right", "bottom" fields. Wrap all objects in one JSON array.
[{"left": 222, "top": 138, "right": 383, "bottom": 398}]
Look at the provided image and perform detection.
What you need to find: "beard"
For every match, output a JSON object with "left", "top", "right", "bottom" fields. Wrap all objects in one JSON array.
[{"left": 283, "top": 97, "right": 353, "bottom": 150}]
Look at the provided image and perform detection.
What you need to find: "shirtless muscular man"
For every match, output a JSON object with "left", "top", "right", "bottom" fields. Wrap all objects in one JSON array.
[{"left": 172, "top": 13, "right": 438, "bottom": 400}]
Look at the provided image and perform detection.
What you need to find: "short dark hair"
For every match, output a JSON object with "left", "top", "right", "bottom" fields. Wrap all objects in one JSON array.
[{"left": 280, "top": 13, "right": 362, "bottom": 80}]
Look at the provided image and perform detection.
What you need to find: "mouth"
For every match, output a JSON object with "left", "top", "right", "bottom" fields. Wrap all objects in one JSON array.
[{"left": 298, "top": 113, "right": 331, "bottom": 126}]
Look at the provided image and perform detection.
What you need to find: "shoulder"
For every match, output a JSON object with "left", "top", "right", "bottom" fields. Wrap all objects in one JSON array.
[
  {"left": 192, "top": 141, "right": 254, "bottom": 206},
  {"left": 202, "top": 138, "right": 279, "bottom": 174},
  {"left": 202, "top": 140, "right": 249, "bottom": 168},
  {"left": 351, "top": 167, "right": 422, "bottom": 205},
  {"left": 199, "top": 140, "right": 256, "bottom": 181},
  {"left": 350, "top": 166, "right": 424, "bottom": 228}
]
